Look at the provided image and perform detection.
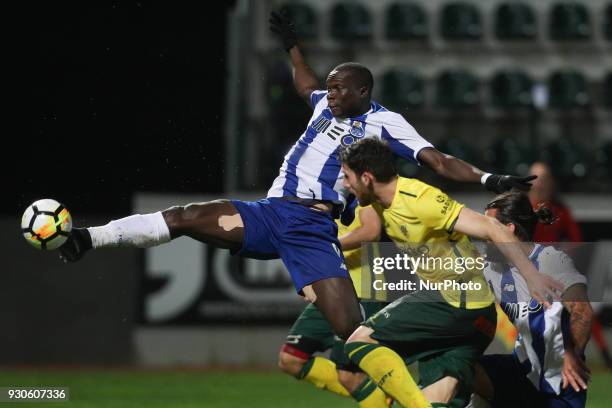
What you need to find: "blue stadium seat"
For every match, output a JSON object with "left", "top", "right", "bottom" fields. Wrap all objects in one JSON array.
[
  {"left": 548, "top": 70, "right": 590, "bottom": 109},
  {"left": 282, "top": 3, "right": 317, "bottom": 40},
  {"left": 385, "top": 2, "right": 428, "bottom": 40},
  {"left": 495, "top": 2, "right": 537, "bottom": 40},
  {"left": 440, "top": 2, "right": 482, "bottom": 40},
  {"left": 550, "top": 2, "right": 592, "bottom": 40},
  {"left": 331, "top": 3, "right": 372, "bottom": 41},
  {"left": 490, "top": 70, "right": 534, "bottom": 109},
  {"left": 379, "top": 71, "right": 425, "bottom": 110},
  {"left": 605, "top": 3, "right": 612, "bottom": 41},
  {"left": 436, "top": 70, "right": 479, "bottom": 108}
]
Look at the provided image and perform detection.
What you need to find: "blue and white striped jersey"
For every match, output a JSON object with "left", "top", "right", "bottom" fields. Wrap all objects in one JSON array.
[
  {"left": 484, "top": 244, "right": 587, "bottom": 395},
  {"left": 267, "top": 90, "right": 433, "bottom": 208}
]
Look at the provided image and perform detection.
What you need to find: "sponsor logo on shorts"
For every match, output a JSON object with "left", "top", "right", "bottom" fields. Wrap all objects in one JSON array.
[{"left": 286, "top": 334, "right": 302, "bottom": 344}]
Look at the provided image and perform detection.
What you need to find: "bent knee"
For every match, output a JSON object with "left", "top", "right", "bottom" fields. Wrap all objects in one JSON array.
[
  {"left": 422, "top": 375, "right": 460, "bottom": 404},
  {"left": 162, "top": 206, "right": 186, "bottom": 236},
  {"left": 162, "top": 200, "right": 234, "bottom": 236},
  {"left": 278, "top": 351, "right": 307, "bottom": 377},
  {"left": 346, "top": 325, "right": 375, "bottom": 344}
]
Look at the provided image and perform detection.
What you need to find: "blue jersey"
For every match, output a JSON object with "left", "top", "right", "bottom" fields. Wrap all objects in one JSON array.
[
  {"left": 267, "top": 90, "right": 433, "bottom": 209},
  {"left": 484, "top": 244, "right": 587, "bottom": 395}
]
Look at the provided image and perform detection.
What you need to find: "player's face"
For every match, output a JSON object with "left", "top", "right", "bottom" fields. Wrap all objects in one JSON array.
[
  {"left": 326, "top": 69, "right": 366, "bottom": 118},
  {"left": 342, "top": 164, "right": 373, "bottom": 205}
]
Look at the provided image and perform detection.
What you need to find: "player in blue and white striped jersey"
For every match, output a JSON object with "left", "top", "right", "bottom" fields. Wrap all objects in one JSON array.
[
  {"left": 468, "top": 191, "right": 593, "bottom": 408},
  {"left": 59, "top": 8, "right": 542, "bottom": 386}
]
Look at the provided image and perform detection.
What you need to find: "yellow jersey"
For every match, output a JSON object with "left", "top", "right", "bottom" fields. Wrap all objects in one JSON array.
[
  {"left": 336, "top": 205, "right": 386, "bottom": 301},
  {"left": 371, "top": 177, "right": 494, "bottom": 309}
]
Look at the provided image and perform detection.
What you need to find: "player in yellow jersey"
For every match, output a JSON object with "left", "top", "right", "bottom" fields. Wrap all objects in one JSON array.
[
  {"left": 278, "top": 200, "right": 392, "bottom": 407},
  {"left": 337, "top": 138, "right": 562, "bottom": 408}
]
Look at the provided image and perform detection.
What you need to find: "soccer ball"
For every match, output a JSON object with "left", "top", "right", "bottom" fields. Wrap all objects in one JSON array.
[{"left": 21, "top": 199, "right": 72, "bottom": 250}]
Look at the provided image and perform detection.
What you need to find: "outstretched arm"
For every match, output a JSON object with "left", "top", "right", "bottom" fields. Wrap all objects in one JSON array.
[
  {"left": 453, "top": 207, "right": 563, "bottom": 306},
  {"left": 417, "top": 147, "right": 537, "bottom": 194},
  {"left": 289, "top": 47, "right": 320, "bottom": 107},
  {"left": 269, "top": 9, "right": 320, "bottom": 107},
  {"left": 339, "top": 207, "right": 381, "bottom": 251}
]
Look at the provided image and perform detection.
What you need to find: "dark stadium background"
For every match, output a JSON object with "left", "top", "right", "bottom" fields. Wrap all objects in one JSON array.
[{"left": 11, "top": 2, "right": 234, "bottom": 216}]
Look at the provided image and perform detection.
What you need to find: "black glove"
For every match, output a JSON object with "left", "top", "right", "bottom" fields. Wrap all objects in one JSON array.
[
  {"left": 269, "top": 9, "right": 297, "bottom": 52},
  {"left": 59, "top": 227, "right": 93, "bottom": 263},
  {"left": 485, "top": 174, "right": 537, "bottom": 194}
]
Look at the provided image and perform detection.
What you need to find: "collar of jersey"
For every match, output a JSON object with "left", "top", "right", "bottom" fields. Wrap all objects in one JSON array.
[
  {"left": 386, "top": 176, "right": 402, "bottom": 210},
  {"left": 331, "top": 104, "right": 375, "bottom": 123}
]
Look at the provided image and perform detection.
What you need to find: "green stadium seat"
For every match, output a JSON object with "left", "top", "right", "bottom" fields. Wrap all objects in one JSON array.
[
  {"left": 436, "top": 70, "right": 479, "bottom": 108},
  {"left": 604, "top": 72, "right": 612, "bottom": 108},
  {"left": 543, "top": 137, "right": 589, "bottom": 181},
  {"left": 379, "top": 71, "right": 425, "bottom": 110},
  {"left": 490, "top": 70, "right": 534, "bottom": 109},
  {"left": 550, "top": 2, "right": 592, "bottom": 41},
  {"left": 491, "top": 138, "right": 539, "bottom": 175},
  {"left": 385, "top": 2, "right": 428, "bottom": 40},
  {"left": 440, "top": 2, "right": 482, "bottom": 40},
  {"left": 605, "top": 3, "right": 612, "bottom": 41},
  {"left": 548, "top": 70, "right": 590, "bottom": 109},
  {"left": 331, "top": 3, "right": 372, "bottom": 41},
  {"left": 438, "top": 138, "right": 482, "bottom": 169},
  {"left": 596, "top": 141, "right": 612, "bottom": 178},
  {"left": 282, "top": 3, "right": 317, "bottom": 40},
  {"left": 495, "top": 2, "right": 537, "bottom": 40}
]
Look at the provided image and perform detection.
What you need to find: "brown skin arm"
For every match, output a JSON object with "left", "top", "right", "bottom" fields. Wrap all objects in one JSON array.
[
  {"left": 288, "top": 46, "right": 320, "bottom": 107},
  {"left": 563, "top": 284, "right": 593, "bottom": 351},
  {"left": 417, "top": 147, "right": 486, "bottom": 184},
  {"left": 453, "top": 207, "right": 563, "bottom": 307},
  {"left": 561, "top": 283, "right": 593, "bottom": 391},
  {"left": 338, "top": 206, "right": 381, "bottom": 251}
]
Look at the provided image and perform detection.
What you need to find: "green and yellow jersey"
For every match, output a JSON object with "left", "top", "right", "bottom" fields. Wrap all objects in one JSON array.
[
  {"left": 336, "top": 205, "right": 386, "bottom": 301},
  {"left": 371, "top": 176, "right": 494, "bottom": 309}
]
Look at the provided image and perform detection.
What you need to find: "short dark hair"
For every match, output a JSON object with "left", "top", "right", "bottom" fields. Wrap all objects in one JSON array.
[
  {"left": 333, "top": 62, "right": 374, "bottom": 96},
  {"left": 339, "top": 138, "right": 396, "bottom": 182},
  {"left": 485, "top": 190, "right": 555, "bottom": 241}
]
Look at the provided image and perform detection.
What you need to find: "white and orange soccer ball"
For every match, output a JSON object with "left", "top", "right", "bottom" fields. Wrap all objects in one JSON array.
[{"left": 21, "top": 199, "right": 72, "bottom": 250}]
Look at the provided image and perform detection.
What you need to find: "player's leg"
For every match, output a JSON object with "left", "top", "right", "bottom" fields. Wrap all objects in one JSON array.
[
  {"left": 345, "top": 324, "right": 430, "bottom": 408},
  {"left": 310, "top": 277, "right": 363, "bottom": 340},
  {"left": 334, "top": 301, "right": 391, "bottom": 408},
  {"left": 414, "top": 301, "right": 497, "bottom": 408},
  {"left": 278, "top": 303, "right": 350, "bottom": 398},
  {"left": 470, "top": 354, "right": 544, "bottom": 408},
  {"left": 60, "top": 199, "right": 245, "bottom": 261},
  {"left": 418, "top": 353, "right": 471, "bottom": 407},
  {"left": 421, "top": 377, "right": 459, "bottom": 407},
  {"left": 471, "top": 362, "right": 495, "bottom": 402},
  {"left": 276, "top": 202, "right": 363, "bottom": 339},
  {"left": 336, "top": 369, "right": 389, "bottom": 408}
]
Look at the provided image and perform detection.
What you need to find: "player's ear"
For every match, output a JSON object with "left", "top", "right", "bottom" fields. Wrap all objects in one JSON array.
[
  {"left": 361, "top": 171, "right": 374, "bottom": 186},
  {"left": 359, "top": 86, "right": 369, "bottom": 98},
  {"left": 507, "top": 223, "right": 517, "bottom": 235}
]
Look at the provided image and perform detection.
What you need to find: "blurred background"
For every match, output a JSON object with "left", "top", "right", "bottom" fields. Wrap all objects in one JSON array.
[{"left": 4, "top": 1, "right": 612, "bottom": 407}]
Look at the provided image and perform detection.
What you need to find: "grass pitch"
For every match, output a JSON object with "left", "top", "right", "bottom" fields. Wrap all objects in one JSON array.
[{"left": 1, "top": 369, "right": 610, "bottom": 407}]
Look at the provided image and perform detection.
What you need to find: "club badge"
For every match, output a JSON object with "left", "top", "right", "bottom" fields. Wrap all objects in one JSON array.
[{"left": 349, "top": 121, "right": 365, "bottom": 138}]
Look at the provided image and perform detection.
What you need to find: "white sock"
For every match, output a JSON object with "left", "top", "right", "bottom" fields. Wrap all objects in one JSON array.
[{"left": 88, "top": 212, "right": 171, "bottom": 249}]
